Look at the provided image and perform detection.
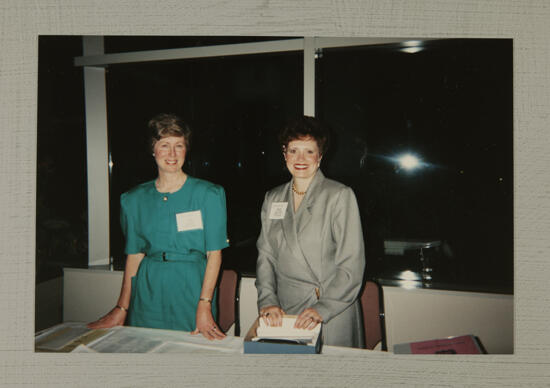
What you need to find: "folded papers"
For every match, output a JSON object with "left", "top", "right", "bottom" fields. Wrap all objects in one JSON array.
[
  {"left": 244, "top": 315, "right": 323, "bottom": 354},
  {"left": 253, "top": 316, "right": 320, "bottom": 342}
]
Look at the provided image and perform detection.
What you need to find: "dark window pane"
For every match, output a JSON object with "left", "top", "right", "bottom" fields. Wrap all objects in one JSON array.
[
  {"left": 36, "top": 36, "right": 88, "bottom": 282},
  {"left": 106, "top": 50, "right": 303, "bottom": 273},
  {"left": 316, "top": 39, "right": 513, "bottom": 293}
]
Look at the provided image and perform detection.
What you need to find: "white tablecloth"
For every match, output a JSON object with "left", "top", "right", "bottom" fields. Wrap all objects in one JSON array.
[{"left": 35, "top": 322, "right": 375, "bottom": 355}]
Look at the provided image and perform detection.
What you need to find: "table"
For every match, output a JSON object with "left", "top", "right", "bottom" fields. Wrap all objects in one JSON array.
[{"left": 35, "top": 322, "right": 373, "bottom": 355}]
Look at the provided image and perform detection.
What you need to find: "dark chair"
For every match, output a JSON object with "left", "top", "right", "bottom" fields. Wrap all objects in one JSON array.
[
  {"left": 360, "top": 280, "right": 387, "bottom": 350},
  {"left": 217, "top": 269, "right": 240, "bottom": 336}
]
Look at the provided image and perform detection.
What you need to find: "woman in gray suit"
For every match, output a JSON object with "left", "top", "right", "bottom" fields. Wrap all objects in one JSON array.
[{"left": 255, "top": 116, "right": 366, "bottom": 348}]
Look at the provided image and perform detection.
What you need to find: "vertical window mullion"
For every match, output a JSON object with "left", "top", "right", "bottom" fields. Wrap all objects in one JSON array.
[{"left": 303, "top": 37, "right": 316, "bottom": 117}]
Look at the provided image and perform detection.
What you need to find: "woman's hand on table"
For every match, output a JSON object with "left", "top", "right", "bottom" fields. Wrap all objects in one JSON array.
[
  {"left": 87, "top": 307, "right": 127, "bottom": 329},
  {"left": 294, "top": 307, "right": 322, "bottom": 330},
  {"left": 192, "top": 302, "right": 225, "bottom": 340},
  {"left": 259, "top": 305, "right": 285, "bottom": 326}
]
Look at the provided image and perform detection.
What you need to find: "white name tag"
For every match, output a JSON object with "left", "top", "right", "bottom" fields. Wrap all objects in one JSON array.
[
  {"left": 269, "top": 202, "right": 288, "bottom": 220},
  {"left": 176, "top": 210, "right": 203, "bottom": 232}
]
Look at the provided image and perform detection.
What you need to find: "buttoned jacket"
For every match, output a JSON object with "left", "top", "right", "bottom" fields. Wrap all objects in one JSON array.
[{"left": 255, "top": 170, "right": 366, "bottom": 347}]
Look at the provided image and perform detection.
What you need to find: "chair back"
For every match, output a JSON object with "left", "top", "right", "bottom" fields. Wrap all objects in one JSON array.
[
  {"left": 217, "top": 269, "right": 240, "bottom": 335},
  {"left": 360, "top": 280, "right": 387, "bottom": 350}
]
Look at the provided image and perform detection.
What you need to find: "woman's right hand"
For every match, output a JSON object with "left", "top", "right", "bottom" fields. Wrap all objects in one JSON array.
[
  {"left": 87, "top": 307, "right": 127, "bottom": 329},
  {"left": 259, "top": 305, "right": 285, "bottom": 326}
]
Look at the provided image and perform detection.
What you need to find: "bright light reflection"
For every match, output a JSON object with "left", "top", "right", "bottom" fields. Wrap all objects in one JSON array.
[
  {"left": 401, "top": 47, "right": 423, "bottom": 54},
  {"left": 398, "top": 153, "right": 421, "bottom": 170},
  {"left": 399, "top": 270, "right": 420, "bottom": 281}
]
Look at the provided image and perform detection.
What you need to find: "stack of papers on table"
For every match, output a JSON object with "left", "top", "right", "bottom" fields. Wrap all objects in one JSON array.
[
  {"left": 36, "top": 323, "right": 244, "bottom": 354},
  {"left": 83, "top": 326, "right": 243, "bottom": 353},
  {"left": 244, "top": 315, "right": 322, "bottom": 354},
  {"left": 254, "top": 316, "right": 320, "bottom": 343}
]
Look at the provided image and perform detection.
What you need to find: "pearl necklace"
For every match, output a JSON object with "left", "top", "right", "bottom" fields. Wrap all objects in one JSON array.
[{"left": 292, "top": 182, "right": 307, "bottom": 196}]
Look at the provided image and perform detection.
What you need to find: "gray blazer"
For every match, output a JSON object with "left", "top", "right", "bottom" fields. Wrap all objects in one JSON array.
[{"left": 255, "top": 170, "right": 366, "bottom": 348}]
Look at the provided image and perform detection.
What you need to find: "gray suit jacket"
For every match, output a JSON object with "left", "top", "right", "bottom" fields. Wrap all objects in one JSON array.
[{"left": 255, "top": 170, "right": 366, "bottom": 347}]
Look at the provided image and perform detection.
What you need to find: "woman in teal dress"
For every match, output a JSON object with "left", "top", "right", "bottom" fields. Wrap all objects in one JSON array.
[{"left": 88, "top": 114, "right": 229, "bottom": 340}]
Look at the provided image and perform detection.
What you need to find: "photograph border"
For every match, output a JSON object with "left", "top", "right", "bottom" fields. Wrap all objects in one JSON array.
[{"left": 2, "top": 1, "right": 549, "bottom": 386}]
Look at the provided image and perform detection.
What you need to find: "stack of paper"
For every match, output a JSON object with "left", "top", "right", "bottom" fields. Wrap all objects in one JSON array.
[{"left": 254, "top": 316, "right": 320, "bottom": 343}]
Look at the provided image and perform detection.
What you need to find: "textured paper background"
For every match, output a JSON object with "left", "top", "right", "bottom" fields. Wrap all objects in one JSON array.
[{"left": 1, "top": 0, "right": 549, "bottom": 386}]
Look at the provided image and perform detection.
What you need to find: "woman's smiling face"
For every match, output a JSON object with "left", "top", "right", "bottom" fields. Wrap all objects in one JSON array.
[
  {"left": 284, "top": 136, "right": 322, "bottom": 180},
  {"left": 153, "top": 136, "right": 187, "bottom": 173}
]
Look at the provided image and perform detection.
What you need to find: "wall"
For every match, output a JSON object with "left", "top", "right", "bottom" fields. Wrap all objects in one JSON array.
[
  {"left": 382, "top": 286, "right": 513, "bottom": 354},
  {"left": 35, "top": 276, "right": 63, "bottom": 332},
  {"left": 63, "top": 268, "right": 123, "bottom": 322}
]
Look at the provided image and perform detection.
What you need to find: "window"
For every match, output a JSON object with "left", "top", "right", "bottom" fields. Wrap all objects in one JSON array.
[
  {"left": 105, "top": 44, "right": 303, "bottom": 273},
  {"left": 36, "top": 36, "right": 88, "bottom": 282},
  {"left": 316, "top": 39, "right": 512, "bottom": 292},
  {"left": 36, "top": 36, "right": 513, "bottom": 295}
]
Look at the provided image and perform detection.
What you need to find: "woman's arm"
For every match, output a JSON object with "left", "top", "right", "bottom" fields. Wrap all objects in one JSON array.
[
  {"left": 191, "top": 250, "right": 226, "bottom": 340},
  {"left": 87, "top": 253, "right": 145, "bottom": 329}
]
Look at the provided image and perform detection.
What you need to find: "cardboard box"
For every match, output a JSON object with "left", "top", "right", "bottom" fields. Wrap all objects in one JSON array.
[{"left": 243, "top": 317, "right": 323, "bottom": 354}]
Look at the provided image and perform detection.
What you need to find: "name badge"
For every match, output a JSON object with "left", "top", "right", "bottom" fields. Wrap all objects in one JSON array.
[
  {"left": 176, "top": 210, "right": 203, "bottom": 232},
  {"left": 269, "top": 202, "right": 288, "bottom": 219}
]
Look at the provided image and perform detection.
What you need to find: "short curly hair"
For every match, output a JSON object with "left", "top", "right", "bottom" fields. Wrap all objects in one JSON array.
[
  {"left": 278, "top": 116, "right": 329, "bottom": 155},
  {"left": 148, "top": 113, "right": 192, "bottom": 152}
]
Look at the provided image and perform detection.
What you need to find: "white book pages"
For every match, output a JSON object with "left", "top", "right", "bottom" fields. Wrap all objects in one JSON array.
[{"left": 255, "top": 316, "right": 320, "bottom": 341}]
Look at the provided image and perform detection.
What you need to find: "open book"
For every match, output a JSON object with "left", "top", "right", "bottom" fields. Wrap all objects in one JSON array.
[{"left": 253, "top": 315, "right": 321, "bottom": 344}]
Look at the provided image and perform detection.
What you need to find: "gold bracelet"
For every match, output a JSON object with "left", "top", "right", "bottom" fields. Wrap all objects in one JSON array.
[
  {"left": 199, "top": 297, "right": 212, "bottom": 303},
  {"left": 115, "top": 305, "right": 128, "bottom": 312}
]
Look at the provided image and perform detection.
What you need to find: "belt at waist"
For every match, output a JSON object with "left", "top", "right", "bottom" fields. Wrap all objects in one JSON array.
[{"left": 145, "top": 251, "right": 205, "bottom": 263}]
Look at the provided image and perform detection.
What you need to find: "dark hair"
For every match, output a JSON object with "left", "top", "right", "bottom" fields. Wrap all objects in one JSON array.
[
  {"left": 278, "top": 116, "right": 329, "bottom": 155},
  {"left": 148, "top": 113, "right": 192, "bottom": 152}
]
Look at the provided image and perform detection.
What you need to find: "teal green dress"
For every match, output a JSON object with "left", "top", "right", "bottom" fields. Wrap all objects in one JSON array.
[{"left": 120, "top": 176, "right": 229, "bottom": 331}]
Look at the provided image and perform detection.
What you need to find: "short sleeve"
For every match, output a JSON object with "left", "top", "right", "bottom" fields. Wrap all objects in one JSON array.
[
  {"left": 202, "top": 185, "right": 230, "bottom": 252},
  {"left": 120, "top": 193, "right": 146, "bottom": 255}
]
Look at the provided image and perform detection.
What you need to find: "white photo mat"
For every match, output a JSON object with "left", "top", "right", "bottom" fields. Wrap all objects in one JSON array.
[{"left": 2, "top": 0, "right": 549, "bottom": 386}]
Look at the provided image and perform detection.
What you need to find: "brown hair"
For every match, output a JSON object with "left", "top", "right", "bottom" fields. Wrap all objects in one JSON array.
[
  {"left": 278, "top": 116, "right": 329, "bottom": 155},
  {"left": 148, "top": 113, "right": 192, "bottom": 152}
]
